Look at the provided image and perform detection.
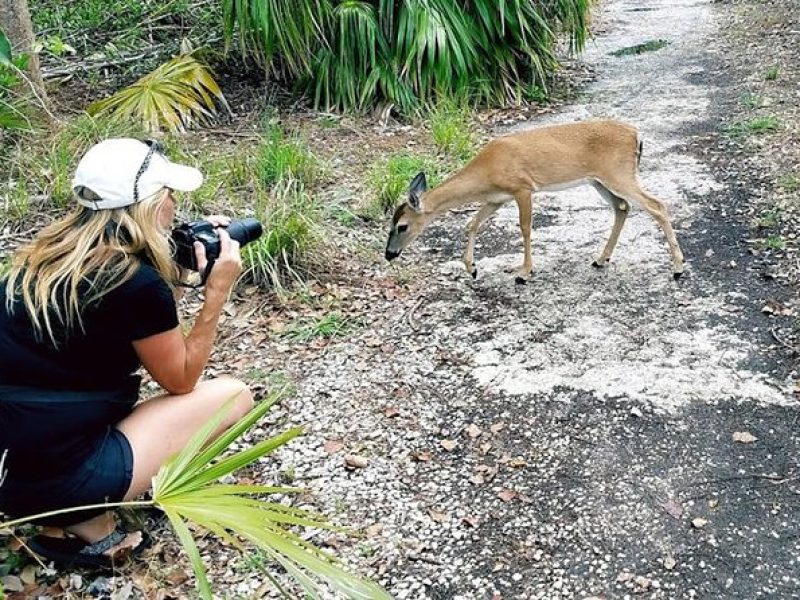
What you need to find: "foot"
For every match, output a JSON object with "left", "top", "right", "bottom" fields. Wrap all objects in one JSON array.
[
  {"left": 27, "top": 527, "right": 146, "bottom": 569},
  {"left": 591, "top": 257, "right": 610, "bottom": 268}
]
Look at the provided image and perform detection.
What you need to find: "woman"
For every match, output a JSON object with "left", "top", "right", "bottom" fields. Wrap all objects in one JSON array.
[{"left": 0, "top": 138, "right": 255, "bottom": 568}]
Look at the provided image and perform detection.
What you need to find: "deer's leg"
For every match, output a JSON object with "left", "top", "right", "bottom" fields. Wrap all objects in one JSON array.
[
  {"left": 601, "top": 176, "right": 685, "bottom": 278},
  {"left": 591, "top": 182, "right": 629, "bottom": 268},
  {"left": 514, "top": 190, "right": 534, "bottom": 284},
  {"left": 463, "top": 202, "right": 502, "bottom": 279}
]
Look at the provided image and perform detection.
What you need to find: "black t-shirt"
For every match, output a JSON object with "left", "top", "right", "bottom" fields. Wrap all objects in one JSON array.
[{"left": 0, "top": 263, "right": 179, "bottom": 391}]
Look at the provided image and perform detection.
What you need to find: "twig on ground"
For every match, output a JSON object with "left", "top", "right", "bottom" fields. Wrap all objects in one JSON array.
[{"left": 406, "top": 297, "right": 424, "bottom": 332}]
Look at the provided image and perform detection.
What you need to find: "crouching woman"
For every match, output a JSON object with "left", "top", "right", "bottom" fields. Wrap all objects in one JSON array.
[{"left": 0, "top": 139, "right": 254, "bottom": 568}]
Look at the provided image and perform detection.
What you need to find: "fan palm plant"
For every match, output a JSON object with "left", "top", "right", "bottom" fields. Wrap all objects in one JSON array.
[
  {"left": 0, "top": 390, "right": 391, "bottom": 599},
  {"left": 87, "top": 53, "right": 230, "bottom": 133},
  {"left": 222, "top": 0, "right": 593, "bottom": 113}
]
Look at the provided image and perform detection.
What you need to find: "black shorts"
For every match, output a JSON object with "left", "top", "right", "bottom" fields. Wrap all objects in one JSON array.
[{"left": 0, "top": 384, "right": 137, "bottom": 526}]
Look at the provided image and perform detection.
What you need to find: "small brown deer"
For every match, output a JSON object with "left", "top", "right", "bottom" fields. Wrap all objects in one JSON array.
[{"left": 384, "top": 119, "right": 684, "bottom": 282}]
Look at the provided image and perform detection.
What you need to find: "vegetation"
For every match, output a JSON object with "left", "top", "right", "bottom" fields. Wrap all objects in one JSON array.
[
  {"left": 725, "top": 115, "right": 781, "bottom": 138},
  {"left": 223, "top": 0, "right": 593, "bottom": 113},
  {"left": 610, "top": 39, "right": 670, "bottom": 57},
  {"left": 87, "top": 52, "right": 229, "bottom": 133},
  {"left": 365, "top": 152, "right": 440, "bottom": 218},
  {"left": 428, "top": 96, "right": 477, "bottom": 163}
]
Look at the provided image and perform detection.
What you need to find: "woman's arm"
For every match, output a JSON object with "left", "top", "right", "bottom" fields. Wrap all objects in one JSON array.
[{"left": 133, "top": 229, "right": 242, "bottom": 395}]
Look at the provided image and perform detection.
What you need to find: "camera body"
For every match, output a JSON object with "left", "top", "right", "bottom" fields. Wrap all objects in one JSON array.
[{"left": 172, "top": 218, "right": 263, "bottom": 271}]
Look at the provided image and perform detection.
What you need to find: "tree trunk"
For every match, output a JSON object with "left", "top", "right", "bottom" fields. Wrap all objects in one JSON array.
[{"left": 0, "top": 0, "right": 50, "bottom": 108}]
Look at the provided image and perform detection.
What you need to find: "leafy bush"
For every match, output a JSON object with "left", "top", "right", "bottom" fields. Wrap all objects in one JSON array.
[{"left": 223, "top": 0, "right": 593, "bottom": 113}]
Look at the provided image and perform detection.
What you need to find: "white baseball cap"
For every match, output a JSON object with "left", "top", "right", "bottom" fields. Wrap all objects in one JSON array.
[{"left": 72, "top": 138, "right": 204, "bottom": 210}]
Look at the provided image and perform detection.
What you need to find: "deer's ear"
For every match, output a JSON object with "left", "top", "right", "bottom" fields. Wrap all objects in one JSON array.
[{"left": 408, "top": 172, "right": 427, "bottom": 212}]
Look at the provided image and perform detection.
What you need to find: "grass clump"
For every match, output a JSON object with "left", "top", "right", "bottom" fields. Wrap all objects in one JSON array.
[
  {"left": 364, "top": 153, "right": 439, "bottom": 219},
  {"left": 284, "top": 312, "right": 356, "bottom": 343},
  {"left": 243, "top": 181, "right": 322, "bottom": 292},
  {"left": 764, "top": 235, "right": 785, "bottom": 251},
  {"left": 753, "top": 208, "right": 781, "bottom": 229},
  {"left": 764, "top": 65, "right": 780, "bottom": 81},
  {"left": 610, "top": 39, "right": 670, "bottom": 57},
  {"left": 257, "top": 120, "right": 322, "bottom": 190},
  {"left": 725, "top": 115, "right": 780, "bottom": 138},
  {"left": 777, "top": 174, "right": 799, "bottom": 193},
  {"left": 427, "top": 97, "right": 476, "bottom": 164}
]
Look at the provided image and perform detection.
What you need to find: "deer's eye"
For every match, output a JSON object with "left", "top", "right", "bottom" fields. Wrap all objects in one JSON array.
[{"left": 397, "top": 224, "right": 408, "bottom": 233}]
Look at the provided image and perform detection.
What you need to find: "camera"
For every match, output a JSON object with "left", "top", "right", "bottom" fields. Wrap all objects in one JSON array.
[{"left": 172, "top": 218, "right": 263, "bottom": 272}]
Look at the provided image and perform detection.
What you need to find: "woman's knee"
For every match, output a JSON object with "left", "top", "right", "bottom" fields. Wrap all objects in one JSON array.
[{"left": 207, "top": 376, "right": 254, "bottom": 419}]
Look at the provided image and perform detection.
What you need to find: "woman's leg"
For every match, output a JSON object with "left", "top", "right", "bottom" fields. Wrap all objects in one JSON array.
[
  {"left": 61, "top": 377, "right": 254, "bottom": 551},
  {"left": 117, "top": 376, "right": 254, "bottom": 500}
]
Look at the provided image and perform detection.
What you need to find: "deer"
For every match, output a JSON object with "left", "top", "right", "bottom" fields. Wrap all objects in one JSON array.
[{"left": 384, "top": 119, "right": 685, "bottom": 282}]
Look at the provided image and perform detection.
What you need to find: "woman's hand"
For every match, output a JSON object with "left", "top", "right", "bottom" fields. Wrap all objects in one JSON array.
[
  {"left": 193, "top": 228, "right": 242, "bottom": 295},
  {"left": 203, "top": 214, "right": 231, "bottom": 228}
]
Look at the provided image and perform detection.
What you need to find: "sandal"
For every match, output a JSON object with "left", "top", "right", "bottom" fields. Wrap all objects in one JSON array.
[{"left": 26, "top": 526, "right": 148, "bottom": 570}]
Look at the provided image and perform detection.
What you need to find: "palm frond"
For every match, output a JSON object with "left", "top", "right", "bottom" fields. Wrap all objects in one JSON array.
[
  {"left": 87, "top": 54, "right": 229, "bottom": 133},
  {"left": 151, "top": 389, "right": 391, "bottom": 599}
]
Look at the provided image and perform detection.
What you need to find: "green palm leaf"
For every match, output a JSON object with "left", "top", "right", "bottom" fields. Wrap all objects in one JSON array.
[
  {"left": 0, "top": 29, "right": 11, "bottom": 66},
  {"left": 87, "top": 54, "right": 228, "bottom": 133},
  {"left": 150, "top": 389, "right": 392, "bottom": 599}
]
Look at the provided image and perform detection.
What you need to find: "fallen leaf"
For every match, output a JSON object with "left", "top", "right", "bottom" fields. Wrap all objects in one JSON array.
[
  {"left": 19, "top": 565, "right": 36, "bottom": 586},
  {"left": 365, "top": 523, "right": 383, "bottom": 538},
  {"left": 344, "top": 454, "right": 369, "bottom": 469},
  {"left": 462, "top": 516, "right": 480, "bottom": 528},
  {"left": 428, "top": 510, "right": 448, "bottom": 523},
  {"left": 383, "top": 406, "right": 400, "bottom": 418},
  {"left": 498, "top": 489, "right": 518, "bottom": 502},
  {"left": 413, "top": 450, "right": 432, "bottom": 462},
  {"left": 732, "top": 431, "right": 758, "bottom": 443},
  {"left": 440, "top": 439, "right": 457, "bottom": 451},
  {"left": 663, "top": 555, "right": 676, "bottom": 570},
  {"left": 323, "top": 439, "right": 344, "bottom": 454},
  {"left": 508, "top": 457, "right": 527, "bottom": 468},
  {"left": 708, "top": 499, "right": 719, "bottom": 509},
  {"left": 469, "top": 474, "right": 485, "bottom": 485},
  {"left": 661, "top": 498, "right": 683, "bottom": 519},
  {"left": 465, "top": 423, "right": 482, "bottom": 439},
  {"left": 479, "top": 442, "right": 493, "bottom": 455},
  {"left": 490, "top": 422, "right": 505, "bottom": 434},
  {"left": 691, "top": 517, "right": 708, "bottom": 529}
]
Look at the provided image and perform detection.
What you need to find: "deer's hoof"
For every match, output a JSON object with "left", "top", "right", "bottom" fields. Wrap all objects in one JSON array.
[
  {"left": 514, "top": 276, "right": 528, "bottom": 285},
  {"left": 471, "top": 268, "right": 478, "bottom": 280},
  {"left": 673, "top": 271, "right": 684, "bottom": 280},
  {"left": 591, "top": 258, "right": 609, "bottom": 269}
]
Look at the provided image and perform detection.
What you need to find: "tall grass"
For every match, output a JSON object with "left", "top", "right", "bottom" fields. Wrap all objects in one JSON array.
[
  {"left": 223, "top": 0, "right": 593, "bottom": 114},
  {"left": 242, "top": 180, "right": 322, "bottom": 293},
  {"left": 257, "top": 120, "right": 322, "bottom": 189},
  {"left": 364, "top": 152, "right": 440, "bottom": 218},
  {"left": 427, "top": 97, "right": 476, "bottom": 163}
]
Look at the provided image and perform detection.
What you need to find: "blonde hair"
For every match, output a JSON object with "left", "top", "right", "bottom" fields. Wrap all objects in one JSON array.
[{"left": 5, "top": 188, "right": 177, "bottom": 345}]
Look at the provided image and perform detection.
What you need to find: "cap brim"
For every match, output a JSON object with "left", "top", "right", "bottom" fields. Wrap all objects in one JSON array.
[{"left": 164, "top": 163, "right": 203, "bottom": 192}]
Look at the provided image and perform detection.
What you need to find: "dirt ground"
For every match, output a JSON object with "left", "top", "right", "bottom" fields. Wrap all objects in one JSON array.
[{"left": 3, "top": 0, "right": 799, "bottom": 599}]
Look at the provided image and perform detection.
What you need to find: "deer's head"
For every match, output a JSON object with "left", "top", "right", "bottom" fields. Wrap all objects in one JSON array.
[{"left": 385, "top": 172, "right": 432, "bottom": 261}]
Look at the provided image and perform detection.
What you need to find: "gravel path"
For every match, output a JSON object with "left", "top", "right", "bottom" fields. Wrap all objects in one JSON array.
[{"left": 246, "top": 1, "right": 800, "bottom": 599}]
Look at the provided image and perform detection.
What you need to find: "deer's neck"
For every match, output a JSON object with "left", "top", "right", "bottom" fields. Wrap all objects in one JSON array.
[{"left": 422, "top": 171, "right": 479, "bottom": 214}]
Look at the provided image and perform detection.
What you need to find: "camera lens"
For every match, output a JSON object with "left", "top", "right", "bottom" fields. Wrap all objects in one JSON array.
[{"left": 226, "top": 218, "right": 263, "bottom": 247}]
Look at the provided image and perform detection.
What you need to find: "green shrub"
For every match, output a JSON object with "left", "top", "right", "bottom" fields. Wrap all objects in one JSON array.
[{"left": 223, "top": 0, "right": 592, "bottom": 114}]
